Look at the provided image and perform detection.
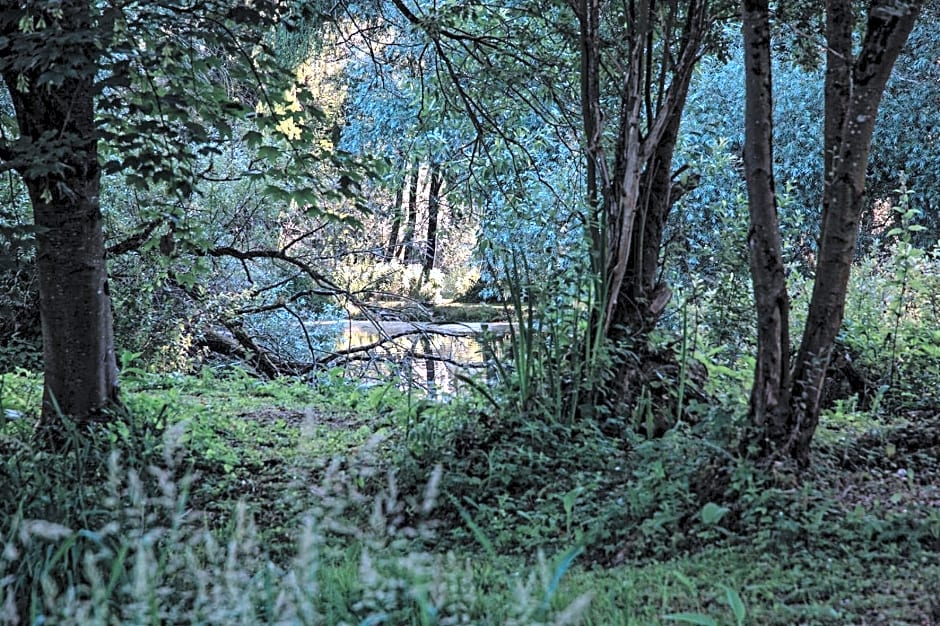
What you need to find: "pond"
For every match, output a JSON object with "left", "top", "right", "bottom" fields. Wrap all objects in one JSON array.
[{"left": 322, "top": 320, "right": 512, "bottom": 397}]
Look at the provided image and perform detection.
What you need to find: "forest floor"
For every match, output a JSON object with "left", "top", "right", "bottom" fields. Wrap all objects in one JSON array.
[
  {"left": 2, "top": 369, "right": 938, "bottom": 624},
  {"left": 127, "top": 373, "right": 940, "bottom": 625}
]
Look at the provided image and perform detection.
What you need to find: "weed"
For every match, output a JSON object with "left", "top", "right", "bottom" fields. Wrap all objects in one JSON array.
[{"left": 0, "top": 408, "right": 595, "bottom": 624}]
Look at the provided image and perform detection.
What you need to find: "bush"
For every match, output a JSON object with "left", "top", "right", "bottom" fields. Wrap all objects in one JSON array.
[{"left": 839, "top": 189, "right": 940, "bottom": 412}]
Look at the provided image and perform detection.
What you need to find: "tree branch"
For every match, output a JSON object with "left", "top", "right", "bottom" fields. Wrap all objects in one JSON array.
[
  {"left": 106, "top": 220, "right": 161, "bottom": 256},
  {"left": 207, "top": 246, "right": 343, "bottom": 293}
]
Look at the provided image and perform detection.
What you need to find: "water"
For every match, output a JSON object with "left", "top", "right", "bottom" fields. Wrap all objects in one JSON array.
[{"left": 322, "top": 320, "right": 511, "bottom": 396}]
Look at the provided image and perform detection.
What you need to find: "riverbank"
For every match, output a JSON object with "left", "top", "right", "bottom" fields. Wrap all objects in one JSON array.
[{"left": 346, "top": 300, "right": 507, "bottom": 324}]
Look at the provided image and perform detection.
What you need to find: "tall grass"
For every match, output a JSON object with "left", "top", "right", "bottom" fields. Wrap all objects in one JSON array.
[{"left": 0, "top": 419, "right": 590, "bottom": 625}]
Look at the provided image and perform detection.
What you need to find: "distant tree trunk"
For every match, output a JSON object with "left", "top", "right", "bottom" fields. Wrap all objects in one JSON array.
[
  {"left": 741, "top": 0, "right": 790, "bottom": 440},
  {"left": 743, "top": 0, "right": 922, "bottom": 463},
  {"left": 386, "top": 178, "right": 405, "bottom": 260},
  {"left": 1, "top": 0, "right": 120, "bottom": 426},
  {"left": 401, "top": 163, "right": 420, "bottom": 264},
  {"left": 422, "top": 162, "right": 443, "bottom": 280}
]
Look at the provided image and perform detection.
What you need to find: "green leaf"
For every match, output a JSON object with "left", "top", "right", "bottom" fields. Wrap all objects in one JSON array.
[
  {"left": 256, "top": 145, "right": 282, "bottom": 161},
  {"left": 720, "top": 584, "right": 747, "bottom": 625},
  {"left": 561, "top": 486, "right": 582, "bottom": 515},
  {"left": 242, "top": 130, "right": 263, "bottom": 146},
  {"left": 541, "top": 546, "right": 584, "bottom": 613},
  {"left": 700, "top": 502, "right": 730, "bottom": 525}
]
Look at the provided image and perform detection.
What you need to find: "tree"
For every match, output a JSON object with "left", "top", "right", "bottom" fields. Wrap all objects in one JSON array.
[
  {"left": 1, "top": 1, "right": 118, "bottom": 424},
  {"left": 422, "top": 162, "right": 444, "bottom": 281},
  {"left": 383, "top": 0, "right": 717, "bottom": 412},
  {"left": 564, "top": 0, "right": 718, "bottom": 422},
  {"left": 575, "top": 0, "right": 711, "bottom": 341},
  {"left": 386, "top": 180, "right": 406, "bottom": 260},
  {"left": 402, "top": 163, "right": 421, "bottom": 264},
  {"left": 741, "top": 0, "right": 790, "bottom": 445},
  {"left": 0, "top": 0, "right": 334, "bottom": 426},
  {"left": 742, "top": 0, "right": 922, "bottom": 463}
]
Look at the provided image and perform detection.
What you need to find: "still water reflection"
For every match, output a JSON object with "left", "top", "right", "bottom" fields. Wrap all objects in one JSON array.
[{"left": 327, "top": 321, "right": 510, "bottom": 397}]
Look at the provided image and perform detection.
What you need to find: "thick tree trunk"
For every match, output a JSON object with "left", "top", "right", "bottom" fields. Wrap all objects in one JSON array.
[
  {"left": 26, "top": 171, "right": 119, "bottom": 424},
  {"left": 570, "top": 0, "right": 708, "bottom": 422},
  {"left": 786, "top": 0, "right": 921, "bottom": 463},
  {"left": 2, "top": 0, "right": 120, "bottom": 425},
  {"left": 741, "top": 0, "right": 791, "bottom": 441}
]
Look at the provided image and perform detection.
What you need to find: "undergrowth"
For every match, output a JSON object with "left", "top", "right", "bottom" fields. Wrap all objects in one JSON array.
[
  {"left": 1, "top": 349, "right": 938, "bottom": 624},
  {"left": 0, "top": 408, "right": 592, "bottom": 625}
]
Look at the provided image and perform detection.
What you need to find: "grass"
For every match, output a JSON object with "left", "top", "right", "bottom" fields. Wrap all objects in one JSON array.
[
  {"left": 432, "top": 301, "right": 506, "bottom": 323},
  {"left": 1, "top": 367, "right": 938, "bottom": 624},
  {"left": 554, "top": 547, "right": 939, "bottom": 624}
]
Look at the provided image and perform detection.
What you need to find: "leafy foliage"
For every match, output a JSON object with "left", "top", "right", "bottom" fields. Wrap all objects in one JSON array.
[
  {"left": 838, "top": 185, "right": 940, "bottom": 412},
  {"left": 2, "top": 367, "right": 938, "bottom": 623}
]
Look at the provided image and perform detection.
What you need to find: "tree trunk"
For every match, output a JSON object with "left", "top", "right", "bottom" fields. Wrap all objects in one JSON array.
[
  {"left": 422, "top": 162, "right": 443, "bottom": 280},
  {"left": 740, "top": 0, "right": 791, "bottom": 442},
  {"left": 574, "top": 0, "right": 707, "bottom": 340},
  {"left": 386, "top": 178, "right": 405, "bottom": 260},
  {"left": 785, "top": 0, "right": 921, "bottom": 463},
  {"left": 401, "top": 163, "right": 420, "bottom": 264},
  {"left": 1, "top": 0, "right": 120, "bottom": 425},
  {"left": 742, "top": 0, "right": 922, "bottom": 463},
  {"left": 614, "top": 75, "right": 695, "bottom": 336}
]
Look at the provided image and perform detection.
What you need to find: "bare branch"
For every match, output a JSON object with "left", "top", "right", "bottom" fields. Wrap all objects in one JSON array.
[
  {"left": 106, "top": 220, "right": 162, "bottom": 256},
  {"left": 208, "top": 245, "right": 343, "bottom": 293}
]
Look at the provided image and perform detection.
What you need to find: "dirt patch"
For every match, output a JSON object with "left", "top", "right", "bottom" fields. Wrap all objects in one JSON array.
[
  {"left": 235, "top": 406, "right": 371, "bottom": 430},
  {"left": 236, "top": 407, "right": 308, "bottom": 426}
]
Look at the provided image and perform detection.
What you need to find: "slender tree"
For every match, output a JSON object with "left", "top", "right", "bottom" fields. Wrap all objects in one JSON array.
[
  {"left": 741, "top": 0, "right": 790, "bottom": 435},
  {"left": 386, "top": 179, "right": 406, "bottom": 260},
  {"left": 422, "top": 162, "right": 444, "bottom": 280},
  {"left": 402, "top": 163, "right": 420, "bottom": 264},
  {"left": 742, "top": 0, "right": 922, "bottom": 462}
]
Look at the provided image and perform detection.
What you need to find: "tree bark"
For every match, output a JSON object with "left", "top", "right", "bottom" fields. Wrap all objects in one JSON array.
[
  {"left": 741, "top": 0, "right": 922, "bottom": 463},
  {"left": 422, "top": 162, "right": 443, "bottom": 280},
  {"left": 573, "top": 0, "right": 707, "bottom": 338},
  {"left": 615, "top": 72, "right": 695, "bottom": 335},
  {"left": 786, "top": 0, "right": 922, "bottom": 463},
  {"left": 401, "top": 163, "right": 420, "bottom": 264},
  {"left": 740, "top": 0, "right": 791, "bottom": 441},
  {"left": 386, "top": 178, "right": 405, "bottom": 260},
  {"left": 1, "top": 0, "right": 120, "bottom": 425}
]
